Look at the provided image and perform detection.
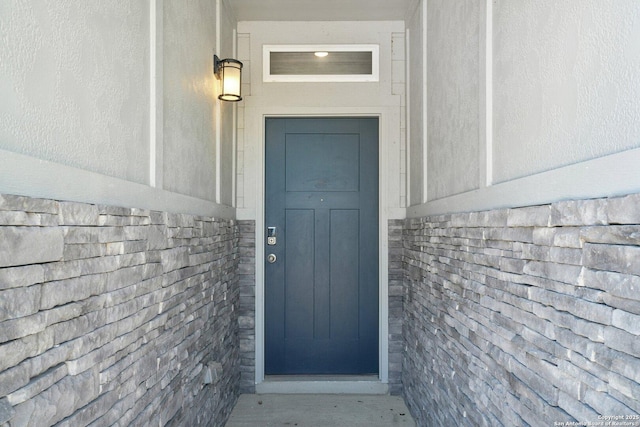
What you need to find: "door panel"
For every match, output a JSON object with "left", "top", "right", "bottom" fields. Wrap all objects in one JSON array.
[
  {"left": 265, "top": 117, "right": 379, "bottom": 375},
  {"left": 285, "top": 134, "right": 360, "bottom": 192},
  {"left": 330, "top": 209, "right": 360, "bottom": 340},
  {"left": 284, "top": 209, "right": 314, "bottom": 339}
]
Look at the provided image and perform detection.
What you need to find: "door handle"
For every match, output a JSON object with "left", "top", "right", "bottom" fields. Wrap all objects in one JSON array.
[{"left": 267, "top": 253, "right": 277, "bottom": 264}]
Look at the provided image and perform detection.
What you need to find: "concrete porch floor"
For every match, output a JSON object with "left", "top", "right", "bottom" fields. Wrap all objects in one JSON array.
[{"left": 225, "top": 394, "right": 416, "bottom": 427}]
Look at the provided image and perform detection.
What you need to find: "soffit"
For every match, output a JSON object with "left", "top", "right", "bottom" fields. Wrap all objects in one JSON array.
[{"left": 227, "top": 0, "right": 417, "bottom": 22}]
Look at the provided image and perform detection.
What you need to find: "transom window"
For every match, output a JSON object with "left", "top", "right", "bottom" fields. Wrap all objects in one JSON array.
[{"left": 263, "top": 45, "right": 379, "bottom": 82}]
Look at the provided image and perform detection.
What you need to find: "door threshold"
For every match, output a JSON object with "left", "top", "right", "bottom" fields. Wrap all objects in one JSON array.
[{"left": 256, "top": 375, "right": 389, "bottom": 395}]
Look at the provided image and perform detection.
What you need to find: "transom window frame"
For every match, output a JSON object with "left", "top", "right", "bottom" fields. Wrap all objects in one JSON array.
[{"left": 263, "top": 44, "right": 380, "bottom": 83}]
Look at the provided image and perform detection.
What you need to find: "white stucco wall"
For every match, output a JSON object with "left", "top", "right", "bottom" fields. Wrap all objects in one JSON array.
[
  {"left": 163, "top": 0, "right": 218, "bottom": 202},
  {"left": 0, "top": 1, "right": 150, "bottom": 184},
  {"left": 0, "top": 0, "right": 237, "bottom": 218},
  {"left": 493, "top": 0, "right": 640, "bottom": 183},
  {"left": 408, "top": 0, "right": 640, "bottom": 217},
  {"left": 218, "top": 0, "right": 237, "bottom": 207},
  {"left": 407, "top": 2, "right": 425, "bottom": 206},
  {"left": 426, "top": 0, "right": 480, "bottom": 201}
]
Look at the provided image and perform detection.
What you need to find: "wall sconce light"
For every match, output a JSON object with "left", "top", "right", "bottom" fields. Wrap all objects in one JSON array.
[{"left": 214, "top": 55, "right": 243, "bottom": 102}]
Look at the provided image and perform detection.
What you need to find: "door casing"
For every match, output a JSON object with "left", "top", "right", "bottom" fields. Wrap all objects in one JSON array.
[{"left": 251, "top": 110, "right": 391, "bottom": 389}]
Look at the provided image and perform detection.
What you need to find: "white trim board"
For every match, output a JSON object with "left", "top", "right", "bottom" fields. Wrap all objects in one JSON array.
[
  {"left": 0, "top": 149, "right": 235, "bottom": 218},
  {"left": 408, "top": 147, "right": 640, "bottom": 218},
  {"left": 256, "top": 376, "right": 389, "bottom": 395}
]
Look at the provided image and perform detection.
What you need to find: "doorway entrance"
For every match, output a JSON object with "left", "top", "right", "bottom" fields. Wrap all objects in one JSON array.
[{"left": 264, "top": 117, "right": 379, "bottom": 375}]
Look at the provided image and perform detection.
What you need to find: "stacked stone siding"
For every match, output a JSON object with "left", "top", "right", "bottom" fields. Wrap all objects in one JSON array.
[
  {"left": 402, "top": 193, "right": 640, "bottom": 426},
  {"left": 237, "top": 221, "right": 256, "bottom": 393},
  {"left": 388, "top": 219, "right": 405, "bottom": 395},
  {"left": 0, "top": 194, "right": 240, "bottom": 427}
]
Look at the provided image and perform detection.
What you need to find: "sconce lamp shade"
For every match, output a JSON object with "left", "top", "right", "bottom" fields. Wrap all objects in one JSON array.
[{"left": 214, "top": 55, "right": 243, "bottom": 102}]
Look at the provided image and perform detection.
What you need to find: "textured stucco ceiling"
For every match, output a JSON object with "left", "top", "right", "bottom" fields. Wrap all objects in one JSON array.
[{"left": 227, "top": 0, "right": 417, "bottom": 21}]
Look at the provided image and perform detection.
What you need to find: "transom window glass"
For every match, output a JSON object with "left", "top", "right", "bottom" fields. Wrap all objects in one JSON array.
[{"left": 263, "top": 45, "right": 379, "bottom": 82}]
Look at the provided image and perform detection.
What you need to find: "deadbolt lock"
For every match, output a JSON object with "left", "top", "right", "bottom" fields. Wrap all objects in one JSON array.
[{"left": 267, "top": 227, "right": 277, "bottom": 246}]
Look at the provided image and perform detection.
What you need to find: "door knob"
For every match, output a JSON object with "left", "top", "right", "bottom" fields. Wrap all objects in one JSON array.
[{"left": 267, "top": 253, "right": 277, "bottom": 264}]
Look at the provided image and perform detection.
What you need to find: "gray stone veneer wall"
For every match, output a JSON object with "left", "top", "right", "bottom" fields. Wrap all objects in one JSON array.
[
  {"left": 388, "top": 220, "right": 405, "bottom": 395},
  {"left": 237, "top": 221, "right": 256, "bottom": 393},
  {"left": 0, "top": 194, "right": 240, "bottom": 427},
  {"left": 402, "top": 193, "right": 640, "bottom": 426}
]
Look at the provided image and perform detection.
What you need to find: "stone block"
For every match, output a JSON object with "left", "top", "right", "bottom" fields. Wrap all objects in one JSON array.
[
  {"left": 0, "top": 194, "right": 58, "bottom": 214},
  {"left": 507, "top": 205, "right": 551, "bottom": 227},
  {"left": 147, "top": 225, "right": 168, "bottom": 250},
  {"left": 0, "top": 211, "right": 52, "bottom": 226},
  {"left": 609, "top": 349, "right": 640, "bottom": 384},
  {"left": 583, "top": 388, "right": 633, "bottom": 417},
  {"left": 59, "top": 202, "right": 99, "bottom": 226},
  {"left": 509, "top": 357, "right": 559, "bottom": 406},
  {"left": 0, "top": 265, "right": 45, "bottom": 291},
  {"left": 0, "top": 285, "right": 41, "bottom": 322},
  {"left": 0, "top": 398, "right": 14, "bottom": 424},
  {"left": 40, "top": 275, "right": 103, "bottom": 310},
  {"left": 532, "top": 227, "right": 555, "bottom": 246},
  {"left": 518, "top": 243, "right": 550, "bottom": 262},
  {"left": 10, "top": 368, "right": 99, "bottom": 427},
  {"left": 611, "top": 309, "right": 640, "bottom": 335},
  {"left": 552, "top": 227, "right": 584, "bottom": 249},
  {"left": 581, "top": 225, "right": 640, "bottom": 246},
  {"left": 96, "top": 227, "right": 126, "bottom": 244},
  {"left": 550, "top": 198, "right": 608, "bottom": 226},
  {"left": 498, "top": 257, "right": 526, "bottom": 274},
  {"left": 487, "top": 227, "right": 534, "bottom": 244},
  {"left": 79, "top": 255, "right": 120, "bottom": 275},
  {"left": 0, "top": 227, "right": 63, "bottom": 268},
  {"left": 528, "top": 287, "right": 612, "bottom": 326},
  {"left": 6, "top": 364, "right": 68, "bottom": 405},
  {"left": 238, "top": 316, "right": 254, "bottom": 329},
  {"left": 605, "top": 193, "right": 640, "bottom": 224},
  {"left": 63, "top": 227, "right": 98, "bottom": 244},
  {"left": 3, "top": 310, "right": 48, "bottom": 344},
  {"left": 123, "top": 225, "right": 148, "bottom": 242},
  {"left": 523, "top": 261, "right": 582, "bottom": 285},
  {"left": 479, "top": 209, "right": 509, "bottom": 227},
  {"left": 0, "top": 364, "right": 30, "bottom": 397},
  {"left": 604, "top": 326, "right": 640, "bottom": 357},
  {"left": 532, "top": 303, "right": 604, "bottom": 342},
  {"left": 43, "top": 261, "right": 83, "bottom": 282},
  {"left": 602, "top": 294, "right": 640, "bottom": 316},
  {"left": 580, "top": 269, "right": 640, "bottom": 301},
  {"left": 0, "top": 334, "right": 42, "bottom": 372},
  {"left": 583, "top": 243, "right": 640, "bottom": 276},
  {"left": 557, "top": 391, "right": 599, "bottom": 424},
  {"left": 55, "top": 390, "right": 119, "bottom": 427},
  {"left": 66, "top": 342, "right": 115, "bottom": 375},
  {"left": 608, "top": 371, "right": 640, "bottom": 402},
  {"left": 549, "top": 246, "right": 582, "bottom": 266},
  {"left": 160, "top": 247, "right": 190, "bottom": 273}
]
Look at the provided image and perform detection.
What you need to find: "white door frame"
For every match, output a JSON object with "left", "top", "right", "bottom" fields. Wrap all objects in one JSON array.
[{"left": 246, "top": 106, "right": 395, "bottom": 392}]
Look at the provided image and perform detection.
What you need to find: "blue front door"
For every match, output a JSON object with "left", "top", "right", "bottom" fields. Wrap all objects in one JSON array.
[{"left": 265, "top": 117, "right": 379, "bottom": 375}]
